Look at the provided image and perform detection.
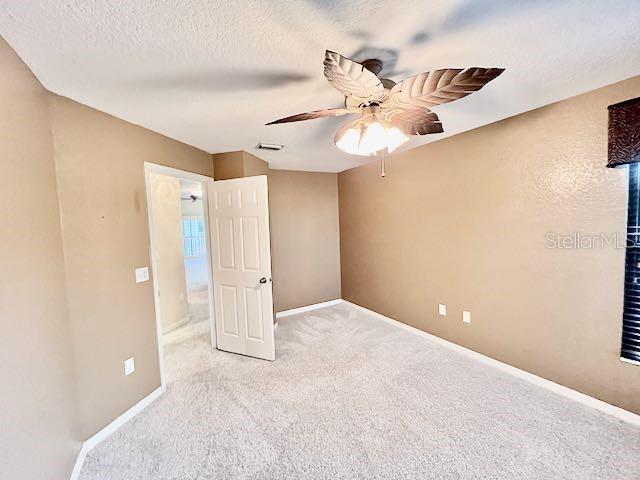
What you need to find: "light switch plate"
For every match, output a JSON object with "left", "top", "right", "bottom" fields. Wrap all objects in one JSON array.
[
  {"left": 135, "top": 266, "right": 149, "bottom": 284},
  {"left": 463, "top": 311, "right": 471, "bottom": 324},
  {"left": 124, "top": 357, "right": 135, "bottom": 376},
  {"left": 438, "top": 304, "right": 447, "bottom": 316}
]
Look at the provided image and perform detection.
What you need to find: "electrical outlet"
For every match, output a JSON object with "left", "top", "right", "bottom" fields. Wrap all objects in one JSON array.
[
  {"left": 135, "top": 266, "right": 149, "bottom": 284},
  {"left": 463, "top": 311, "right": 471, "bottom": 324},
  {"left": 438, "top": 304, "right": 447, "bottom": 316},
  {"left": 124, "top": 357, "right": 135, "bottom": 376}
]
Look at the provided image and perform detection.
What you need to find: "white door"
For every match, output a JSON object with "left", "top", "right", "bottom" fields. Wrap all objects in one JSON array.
[{"left": 207, "top": 175, "right": 275, "bottom": 361}]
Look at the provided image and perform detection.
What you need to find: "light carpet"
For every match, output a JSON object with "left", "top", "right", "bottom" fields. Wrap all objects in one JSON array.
[{"left": 79, "top": 303, "right": 640, "bottom": 479}]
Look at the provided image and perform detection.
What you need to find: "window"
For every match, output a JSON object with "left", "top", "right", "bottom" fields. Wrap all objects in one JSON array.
[
  {"left": 182, "top": 217, "right": 206, "bottom": 258},
  {"left": 622, "top": 163, "right": 640, "bottom": 364}
]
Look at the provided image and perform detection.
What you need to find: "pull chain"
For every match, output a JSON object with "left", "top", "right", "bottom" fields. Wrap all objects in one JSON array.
[{"left": 380, "top": 149, "right": 386, "bottom": 178}]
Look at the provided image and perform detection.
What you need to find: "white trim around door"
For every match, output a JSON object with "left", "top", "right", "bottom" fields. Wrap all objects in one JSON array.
[{"left": 143, "top": 162, "right": 217, "bottom": 390}]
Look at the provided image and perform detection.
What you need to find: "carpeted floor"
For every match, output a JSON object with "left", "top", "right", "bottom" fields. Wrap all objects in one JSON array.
[{"left": 79, "top": 304, "right": 640, "bottom": 479}]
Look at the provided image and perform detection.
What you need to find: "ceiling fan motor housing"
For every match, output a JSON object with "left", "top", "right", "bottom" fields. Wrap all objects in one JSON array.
[
  {"left": 363, "top": 58, "right": 396, "bottom": 89},
  {"left": 361, "top": 58, "right": 383, "bottom": 75}
]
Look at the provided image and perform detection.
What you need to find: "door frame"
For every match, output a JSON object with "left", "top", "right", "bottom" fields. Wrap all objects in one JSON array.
[{"left": 144, "top": 162, "right": 217, "bottom": 390}]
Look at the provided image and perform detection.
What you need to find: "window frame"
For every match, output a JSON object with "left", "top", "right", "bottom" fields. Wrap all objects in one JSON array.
[{"left": 182, "top": 216, "right": 206, "bottom": 259}]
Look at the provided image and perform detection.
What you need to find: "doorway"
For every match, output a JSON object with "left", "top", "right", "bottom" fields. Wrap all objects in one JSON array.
[
  {"left": 144, "top": 163, "right": 216, "bottom": 389},
  {"left": 145, "top": 164, "right": 277, "bottom": 390}
]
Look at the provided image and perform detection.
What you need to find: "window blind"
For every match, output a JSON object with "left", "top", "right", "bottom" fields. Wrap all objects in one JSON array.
[
  {"left": 622, "top": 162, "right": 640, "bottom": 363},
  {"left": 182, "top": 218, "right": 206, "bottom": 258}
]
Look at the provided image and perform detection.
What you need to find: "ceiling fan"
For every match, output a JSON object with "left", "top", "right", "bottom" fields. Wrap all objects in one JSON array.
[{"left": 267, "top": 50, "right": 504, "bottom": 173}]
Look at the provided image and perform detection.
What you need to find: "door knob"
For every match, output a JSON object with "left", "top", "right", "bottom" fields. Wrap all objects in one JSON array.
[{"left": 259, "top": 277, "right": 267, "bottom": 284}]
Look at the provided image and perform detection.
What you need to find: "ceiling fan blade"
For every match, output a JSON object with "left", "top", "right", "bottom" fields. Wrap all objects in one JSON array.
[
  {"left": 266, "top": 108, "right": 355, "bottom": 125},
  {"left": 323, "top": 50, "right": 384, "bottom": 103},
  {"left": 389, "top": 68, "right": 505, "bottom": 109},
  {"left": 384, "top": 107, "right": 444, "bottom": 136}
]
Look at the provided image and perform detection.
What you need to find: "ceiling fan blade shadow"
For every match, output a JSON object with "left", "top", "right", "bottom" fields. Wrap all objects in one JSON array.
[
  {"left": 348, "top": 30, "right": 374, "bottom": 41},
  {"left": 440, "top": 0, "right": 553, "bottom": 34},
  {"left": 350, "top": 46, "right": 399, "bottom": 79},
  {"left": 408, "top": 0, "right": 553, "bottom": 47},
  {"left": 134, "top": 70, "right": 312, "bottom": 92},
  {"left": 409, "top": 31, "right": 432, "bottom": 45}
]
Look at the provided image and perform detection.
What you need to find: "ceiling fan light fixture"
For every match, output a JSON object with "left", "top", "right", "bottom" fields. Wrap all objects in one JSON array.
[
  {"left": 385, "top": 126, "right": 409, "bottom": 153},
  {"left": 359, "top": 120, "right": 388, "bottom": 154},
  {"left": 335, "top": 127, "right": 363, "bottom": 155},
  {"left": 335, "top": 120, "right": 408, "bottom": 156}
]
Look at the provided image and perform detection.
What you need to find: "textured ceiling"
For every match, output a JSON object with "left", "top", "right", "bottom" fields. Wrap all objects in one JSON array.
[{"left": 1, "top": 1, "right": 639, "bottom": 172}]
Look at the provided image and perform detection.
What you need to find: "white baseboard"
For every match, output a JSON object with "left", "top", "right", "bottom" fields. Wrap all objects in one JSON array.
[
  {"left": 275, "top": 299, "right": 342, "bottom": 319},
  {"left": 163, "top": 315, "right": 191, "bottom": 335},
  {"left": 69, "top": 386, "right": 164, "bottom": 480},
  {"left": 68, "top": 298, "right": 639, "bottom": 480},
  {"left": 342, "top": 300, "right": 640, "bottom": 427}
]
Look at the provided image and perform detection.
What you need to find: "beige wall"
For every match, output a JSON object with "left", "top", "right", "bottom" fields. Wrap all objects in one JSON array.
[
  {"left": 339, "top": 76, "right": 640, "bottom": 414},
  {"left": 212, "top": 150, "right": 342, "bottom": 312},
  {"left": 48, "top": 94, "right": 213, "bottom": 438},
  {"left": 0, "top": 39, "right": 79, "bottom": 479},
  {"left": 243, "top": 151, "right": 270, "bottom": 177},
  {"left": 150, "top": 174, "right": 190, "bottom": 333},
  {"left": 212, "top": 150, "right": 269, "bottom": 179},
  {"left": 269, "top": 170, "right": 341, "bottom": 311},
  {"left": 212, "top": 151, "right": 244, "bottom": 180}
]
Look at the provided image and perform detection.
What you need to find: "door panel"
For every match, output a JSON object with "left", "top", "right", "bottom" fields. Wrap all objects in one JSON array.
[
  {"left": 216, "top": 217, "right": 236, "bottom": 269},
  {"left": 240, "top": 217, "right": 260, "bottom": 271},
  {"left": 207, "top": 175, "right": 275, "bottom": 361},
  {"left": 244, "top": 287, "right": 264, "bottom": 340},
  {"left": 220, "top": 285, "right": 240, "bottom": 336}
]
